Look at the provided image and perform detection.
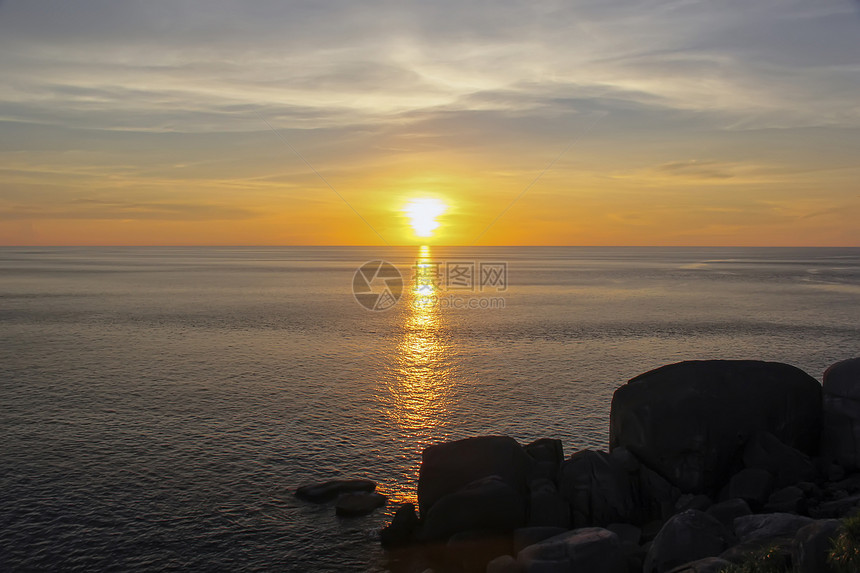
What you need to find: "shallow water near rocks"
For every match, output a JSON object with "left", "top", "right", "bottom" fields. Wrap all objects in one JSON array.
[{"left": 1, "top": 246, "right": 858, "bottom": 571}]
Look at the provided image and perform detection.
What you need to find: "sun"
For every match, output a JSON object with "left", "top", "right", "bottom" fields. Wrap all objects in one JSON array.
[{"left": 403, "top": 198, "right": 447, "bottom": 238}]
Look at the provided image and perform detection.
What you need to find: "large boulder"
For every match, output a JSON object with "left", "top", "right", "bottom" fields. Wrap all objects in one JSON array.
[
  {"left": 743, "top": 431, "right": 815, "bottom": 487},
  {"left": 610, "top": 360, "right": 821, "bottom": 494},
  {"left": 524, "top": 438, "right": 564, "bottom": 480},
  {"left": 822, "top": 358, "right": 860, "bottom": 470},
  {"left": 666, "top": 557, "right": 732, "bottom": 573},
  {"left": 418, "top": 436, "right": 534, "bottom": 517},
  {"left": 643, "top": 509, "right": 733, "bottom": 573},
  {"left": 706, "top": 498, "right": 752, "bottom": 533},
  {"left": 516, "top": 527, "right": 626, "bottom": 573},
  {"left": 527, "top": 479, "right": 570, "bottom": 528},
  {"left": 724, "top": 468, "right": 774, "bottom": 510},
  {"left": 421, "top": 476, "right": 526, "bottom": 541},
  {"left": 558, "top": 450, "right": 638, "bottom": 527}
]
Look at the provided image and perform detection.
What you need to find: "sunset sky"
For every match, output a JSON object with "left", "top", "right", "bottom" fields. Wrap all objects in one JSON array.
[{"left": 1, "top": 0, "right": 858, "bottom": 246}]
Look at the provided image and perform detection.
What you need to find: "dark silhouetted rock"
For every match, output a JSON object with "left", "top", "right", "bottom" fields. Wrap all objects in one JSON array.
[
  {"left": 666, "top": 556, "right": 732, "bottom": 573},
  {"left": 705, "top": 498, "right": 752, "bottom": 533},
  {"left": 527, "top": 478, "right": 570, "bottom": 528},
  {"left": 517, "top": 527, "right": 626, "bottom": 573},
  {"left": 675, "top": 494, "right": 713, "bottom": 514},
  {"left": 822, "top": 357, "right": 860, "bottom": 470},
  {"left": 446, "top": 530, "right": 512, "bottom": 573},
  {"left": 524, "top": 438, "right": 563, "bottom": 474},
  {"left": 640, "top": 465, "right": 682, "bottom": 522},
  {"left": 720, "top": 537, "right": 794, "bottom": 566},
  {"left": 725, "top": 468, "right": 774, "bottom": 509},
  {"left": 559, "top": 450, "right": 638, "bottom": 527},
  {"left": 295, "top": 478, "right": 376, "bottom": 502},
  {"left": 610, "top": 360, "right": 821, "bottom": 494},
  {"left": 486, "top": 555, "right": 522, "bottom": 573},
  {"left": 792, "top": 518, "right": 844, "bottom": 573},
  {"left": 335, "top": 492, "right": 387, "bottom": 516},
  {"left": 421, "top": 476, "right": 526, "bottom": 541},
  {"left": 418, "top": 436, "right": 534, "bottom": 517},
  {"left": 607, "top": 522, "right": 641, "bottom": 545},
  {"left": 765, "top": 485, "right": 807, "bottom": 514},
  {"left": 809, "top": 493, "right": 860, "bottom": 519},
  {"left": 743, "top": 431, "right": 816, "bottom": 488},
  {"left": 644, "top": 510, "right": 733, "bottom": 573},
  {"left": 733, "top": 512, "right": 813, "bottom": 543},
  {"left": 380, "top": 503, "right": 420, "bottom": 547},
  {"left": 513, "top": 526, "right": 567, "bottom": 554}
]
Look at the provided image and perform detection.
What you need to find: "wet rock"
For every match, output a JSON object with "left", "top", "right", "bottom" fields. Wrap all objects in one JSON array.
[
  {"left": 792, "top": 518, "right": 844, "bottom": 573},
  {"left": 380, "top": 502, "right": 420, "bottom": 547},
  {"left": 610, "top": 360, "right": 821, "bottom": 494},
  {"left": 743, "top": 431, "right": 816, "bottom": 488},
  {"left": 421, "top": 476, "right": 526, "bottom": 541},
  {"left": 335, "top": 492, "right": 387, "bottom": 516},
  {"left": 517, "top": 527, "right": 626, "bottom": 573},
  {"left": 725, "top": 468, "right": 774, "bottom": 509},
  {"left": 733, "top": 512, "right": 813, "bottom": 543},
  {"left": 295, "top": 478, "right": 376, "bottom": 502},
  {"left": 822, "top": 357, "right": 860, "bottom": 470},
  {"left": 665, "top": 556, "right": 733, "bottom": 573},
  {"left": 418, "top": 436, "right": 534, "bottom": 517},
  {"left": 643, "top": 509, "right": 733, "bottom": 573},
  {"left": 705, "top": 498, "right": 752, "bottom": 533}
]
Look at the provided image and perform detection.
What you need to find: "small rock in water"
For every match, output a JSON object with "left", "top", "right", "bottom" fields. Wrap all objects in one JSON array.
[
  {"left": 295, "top": 479, "right": 376, "bottom": 503},
  {"left": 335, "top": 492, "right": 387, "bottom": 517}
]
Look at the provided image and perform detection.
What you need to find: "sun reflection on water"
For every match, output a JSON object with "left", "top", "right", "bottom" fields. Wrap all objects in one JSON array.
[{"left": 383, "top": 246, "right": 455, "bottom": 503}]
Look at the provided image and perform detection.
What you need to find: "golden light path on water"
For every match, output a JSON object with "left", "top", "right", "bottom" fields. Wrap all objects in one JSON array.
[{"left": 383, "top": 246, "right": 455, "bottom": 504}]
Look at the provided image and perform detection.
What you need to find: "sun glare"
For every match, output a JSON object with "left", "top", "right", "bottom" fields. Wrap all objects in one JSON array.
[{"left": 403, "top": 198, "right": 447, "bottom": 238}]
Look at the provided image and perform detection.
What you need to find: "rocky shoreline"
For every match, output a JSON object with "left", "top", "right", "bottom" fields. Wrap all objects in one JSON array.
[{"left": 300, "top": 358, "right": 860, "bottom": 573}]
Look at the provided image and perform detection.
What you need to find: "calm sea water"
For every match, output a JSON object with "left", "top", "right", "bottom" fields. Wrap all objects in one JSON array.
[{"left": 1, "top": 246, "right": 858, "bottom": 571}]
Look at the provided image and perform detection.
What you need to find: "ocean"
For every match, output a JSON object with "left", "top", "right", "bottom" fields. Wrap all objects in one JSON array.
[{"left": 1, "top": 246, "right": 858, "bottom": 571}]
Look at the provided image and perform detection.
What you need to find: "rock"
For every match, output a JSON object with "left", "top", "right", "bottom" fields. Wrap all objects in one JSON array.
[
  {"left": 380, "top": 502, "right": 420, "bottom": 547},
  {"left": 447, "top": 530, "right": 512, "bottom": 573},
  {"left": 622, "top": 541, "right": 647, "bottom": 573},
  {"left": 641, "top": 519, "right": 665, "bottom": 543},
  {"left": 611, "top": 446, "right": 641, "bottom": 472},
  {"left": 665, "top": 556, "right": 733, "bottom": 573},
  {"left": 822, "top": 357, "right": 860, "bottom": 470},
  {"left": 527, "top": 479, "right": 570, "bottom": 528},
  {"left": 524, "top": 438, "right": 564, "bottom": 469},
  {"left": 720, "top": 537, "right": 793, "bottom": 566},
  {"left": 558, "top": 450, "right": 638, "bottom": 527},
  {"left": 421, "top": 476, "right": 526, "bottom": 541},
  {"left": 675, "top": 494, "right": 713, "bottom": 514},
  {"left": 486, "top": 555, "right": 522, "bottom": 573},
  {"left": 610, "top": 360, "right": 821, "bottom": 494},
  {"left": 607, "top": 522, "right": 642, "bottom": 545},
  {"left": 418, "top": 436, "right": 534, "bottom": 517},
  {"left": 517, "top": 527, "right": 626, "bottom": 573},
  {"left": 335, "top": 492, "right": 387, "bottom": 516},
  {"left": 765, "top": 486, "right": 807, "bottom": 514},
  {"left": 733, "top": 512, "right": 813, "bottom": 543},
  {"left": 640, "top": 465, "right": 682, "bottom": 522},
  {"left": 827, "top": 463, "right": 847, "bottom": 482},
  {"left": 512, "top": 526, "right": 568, "bottom": 554},
  {"left": 792, "top": 518, "right": 844, "bottom": 573},
  {"left": 725, "top": 468, "right": 774, "bottom": 509},
  {"left": 743, "top": 431, "right": 816, "bottom": 488},
  {"left": 809, "top": 493, "right": 860, "bottom": 519},
  {"left": 643, "top": 509, "right": 733, "bottom": 573},
  {"left": 295, "top": 478, "right": 376, "bottom": 502},
  {"left": 705, "top": 498, "right": 752, "bottom": 533}
]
